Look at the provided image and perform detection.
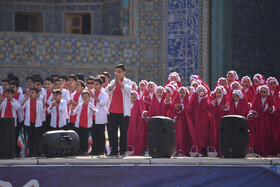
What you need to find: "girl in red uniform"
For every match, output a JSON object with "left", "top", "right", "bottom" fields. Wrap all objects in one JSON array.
[
  {"left": 248, "top": 85, "right": 275, "bottom": 156},
  {"left": 241, "top": 76, "right": 256, "bottom": 103}
]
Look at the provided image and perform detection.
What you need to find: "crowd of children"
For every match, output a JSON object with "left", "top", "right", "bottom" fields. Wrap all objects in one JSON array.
[{"left": 0, "top": 67, "right": 279, "bottom": 157}]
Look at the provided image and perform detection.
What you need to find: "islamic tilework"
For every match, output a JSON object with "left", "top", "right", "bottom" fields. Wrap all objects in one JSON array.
[
  {"left": 0, "top": 2, "right": 103, "bottom": 35},
  {"left": 137, "top": 0, "right": 163, "bottom": 84},
  {"left": 102, "top": 1, "right": 121, "bottom": 35},
  {"left": 44, "top": 11, "right": 63, "bottom": 33},
  {"left": 0, "top": 10, "right": 13, "bottom": 31},
  {"left": 0, "top": 0, "right": 205, "bottom": 87},
  {"left": 164, "top": 0, "right": 200, "bottom": 86},
  {"left": 0, "top": 32, "right": 139, "bottom": 87},
  {"left": 230, "top": 0, "right": 280, "bottom": 80}
]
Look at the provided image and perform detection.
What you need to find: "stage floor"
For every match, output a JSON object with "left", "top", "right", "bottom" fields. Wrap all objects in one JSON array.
[{"left": 1, "top": 156, "right": 280, "bottom": 166}]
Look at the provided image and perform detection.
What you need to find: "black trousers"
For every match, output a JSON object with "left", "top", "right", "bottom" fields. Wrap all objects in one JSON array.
[
  {"left": 108, "top": 113, "right": 129, "bottom": 154},
  {"left": 24, "top": 123, "right": 44, "bottom": 156},
  {"left": 92, "top": 123, "right": 105, "bottom": 155},
  {"left": 45, "top": 114, "right": 51, "bottom": 132},
  {"left": 77, "top": 127, "right": 90, "bottom": 153}
]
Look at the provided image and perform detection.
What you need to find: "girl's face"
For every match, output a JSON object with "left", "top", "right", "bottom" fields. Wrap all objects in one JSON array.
[
  {"left": 140, "top": 83, "right": 146, "bottom": 91},
  {"left": 166, "top": 89, "right": 172, "bottom": 98},
  {"left": 132, "top": 84, "right": 136, "bottom": 91},
  {"left": 148, "top": 84, "right": 154, "bottom": 93},
  {"left": 192, "top": 83, "right": 198, "bottom": 89},
  {"left": 227, "top": 73, "right": 234, "bottom": 84},
  {"left": 216, "top": 89, "right": 222, "bottom": 99},
  {"left": 221, "top": 80, "right": 227, "bottom": 88},
  {"left": 179, "top": 89, "right": 186, "bottom": 99},
  {"left": 131, "top": 94, "right": 137, "bottom": 103},
  {"left": 232, "top": 84, "right": 238, "bottom": 90},
  {"left": 242, "top": 79, "right": 250, "bottom": 89},
  {"left": 170, "top": 76, "right": 177, "bottom": 82},
  {"left": 198, "top": 89, "right": 205, "bottom": 96},
  {"left": 187, "top": 87, "right": 192, "bottom": 95},
  {"left": 269, "top": 81, "right": 277, "bottom": 91},
  {"left": 260, "top": 90, "right": 268, "bottom": 98},
  {"left": 156, "top": 89, "right": 163, "bottom": 98},
  {"left": 254, "top": 79, "right": 260, "bottom": 87},
  {"left": 233, "top": 94, "right": 240, "bottom": 102}
]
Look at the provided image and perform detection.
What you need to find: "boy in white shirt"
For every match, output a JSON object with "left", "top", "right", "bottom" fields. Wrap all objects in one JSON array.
[
  {"left": 90, "top": 78, "right": 109, "bottom": 155},
  {"left": 21, "top": 88, "right": 45, "bottom": 157},
  {"left": 47, "top": 89, "right": 68, "bottom": 130}
]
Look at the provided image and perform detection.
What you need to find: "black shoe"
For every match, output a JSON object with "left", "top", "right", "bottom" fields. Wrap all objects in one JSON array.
[{"left": 120, "top": 152, "right": 126, "bottom": 156}]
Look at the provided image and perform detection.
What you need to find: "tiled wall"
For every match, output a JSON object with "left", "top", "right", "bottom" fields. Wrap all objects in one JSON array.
[{"left": 0, "top": 0, "right": 202, "bottom": 87}]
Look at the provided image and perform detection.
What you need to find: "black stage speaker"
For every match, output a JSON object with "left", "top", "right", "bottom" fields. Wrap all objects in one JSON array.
[
  {"left": 220, "top": 115, "right": 248, "bottom": 158},
  {"left": 148, "top": 116, "right": 175, "bottom": 158},
  {"left": 0, "top": 117, "right": 15, "bottom": 159},
  {"left": 38, "top": 130, "right": 79, "bottom": 157}
]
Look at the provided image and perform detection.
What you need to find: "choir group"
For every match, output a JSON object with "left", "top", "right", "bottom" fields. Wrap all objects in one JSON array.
[{"left": 1, "top": 65, "right": 279, "bottom": 157}]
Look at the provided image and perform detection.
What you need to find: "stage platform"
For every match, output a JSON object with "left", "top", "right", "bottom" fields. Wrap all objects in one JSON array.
[
  {"left": 0, "top": 156, "right": 280, "bottom": 166},
  {"left": 1, "top": 156, "right": 280, "bottom": 186}
]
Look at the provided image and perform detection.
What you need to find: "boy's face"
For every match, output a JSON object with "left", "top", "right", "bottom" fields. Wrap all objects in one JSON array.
[
  {"left": 82, "top": 94, "right": 90, "bottom": 103},
  {"left": 260, "top": 90, "right": 268, "bottom": 98},
  {"left": 269, "top": 81, "right": 277, "bottom": 91},
  {"left": 140, "top": 83, "right": 146, "bottom": 91},
  {"left": 10, "top": 85, "right": 19, "bottom": 93},
  {"left": 105, "top": 76, "right": 110, "bottom": 84},
  {"left": 147, "top": 84, "right": 154, "bottom": 93},
  {"left": 45, "top": 81, "right": 54, "bottom": 91},
  {"left": 76, "top": 82, "right": 84, "bottom": 92},
  {"left": 227, "top": 73, "right": 234, "bottom": 84},
  {"left": 156, "top": 89, "right": 163, "bottom": 98},
  {"left": 61, "top": 79, "right": 67, "bottom": 88},
  {"left": 93, "top": 81, "right": 102, "bottom": 91},
  {"left": 131, "top": 94, "right": 137, "bottom": 103},
  {"left": 26, "top": 79, "right": 34, "bottom": 89},
  {"left": 5, "top": 91, "right": 14, "bottom": 100},
  {"left": 1, "top": 81, "right": 9, "bottom": 90},
  {"left": 243, "top": 79, "right": 250, "bottom": 89},
  {"left": 254, "top": 79, "right": 260, "bottom": 87},
  {"left": 68, "top": 78, "right": 76, "bottom": 87},
  {"left": 34, "top": 82, "right": 42, "bottom": 91},
  {"left": 216, "top": 89, "right": 222, "bottom": 99},
  {"left": 115, "top": 68, "right": 126, "bottom": 79},
  {"left": 87, "top": 80, "right": 94, "bottom": 90},
  {"left": 233, "top": 94, "right": 240, "bottom": 102},
  {"left": 29, "top": 90, "right": 38, "bottom": 99},
  {"left": 53, "top": 93, "right": 62, "bottom": 101},
  {"left": 179, "top": 89, "right": 186, "bottom": 99},
  {"left": 55, "top": 81, "right": 63, "bottom": 90}
]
